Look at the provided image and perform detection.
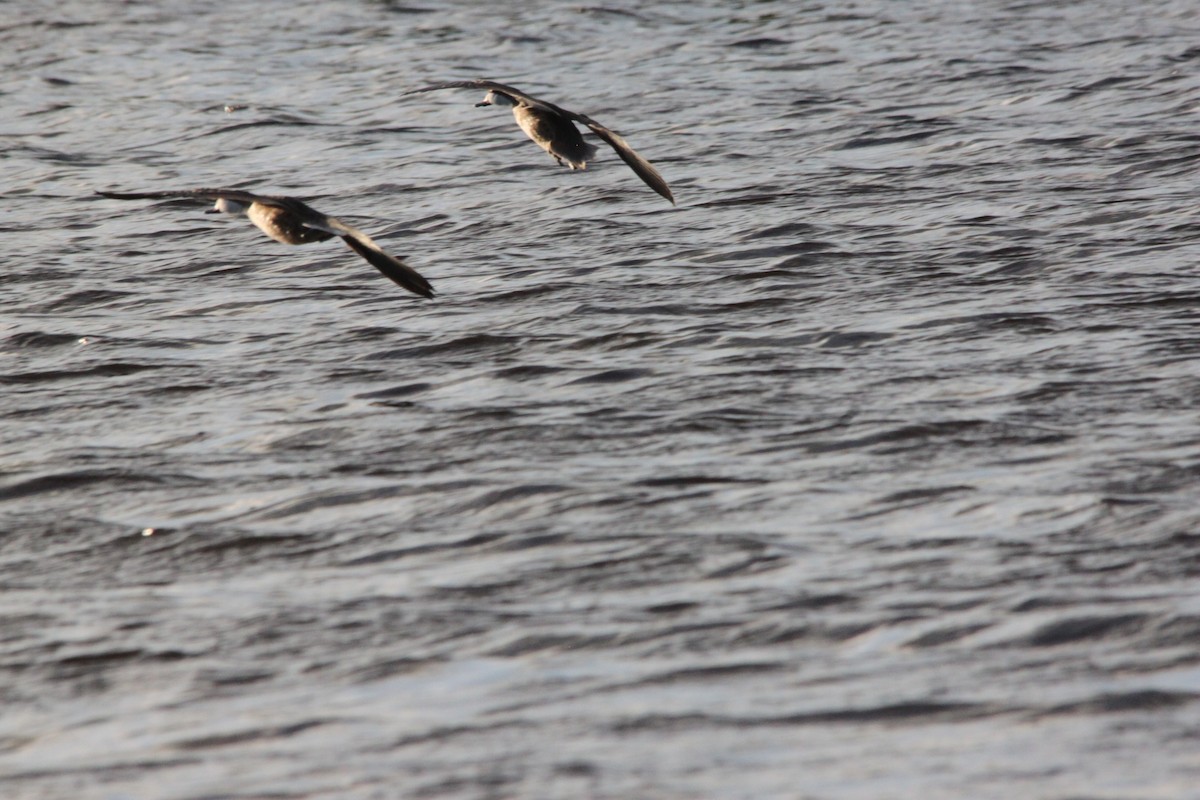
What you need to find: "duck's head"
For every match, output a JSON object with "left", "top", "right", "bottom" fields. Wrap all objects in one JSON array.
[
  {"left": 206, "top": 197, "right": 249, "bottom": 216},
  {"left": 476, "top": 89, "right": 517, "bottom": 108}
]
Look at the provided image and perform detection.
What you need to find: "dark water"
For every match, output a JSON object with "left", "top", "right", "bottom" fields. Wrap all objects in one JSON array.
[{"left": 4, "top": 1, "right": 1200, "bottom": 797}]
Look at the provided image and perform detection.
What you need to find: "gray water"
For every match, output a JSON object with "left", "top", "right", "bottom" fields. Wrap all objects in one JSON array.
[{"left": 3, "top": 1, "right": 1200, "bottom": 797}]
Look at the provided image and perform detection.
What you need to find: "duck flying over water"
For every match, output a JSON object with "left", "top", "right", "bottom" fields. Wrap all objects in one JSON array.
[
  {"left": 405, "top": 79, "right": 675, "bottom": 205},
  {"left": 95, "top": 189, "right": 434, "bottom": 298}
]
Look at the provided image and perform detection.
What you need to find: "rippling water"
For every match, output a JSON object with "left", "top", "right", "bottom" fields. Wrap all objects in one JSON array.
[{"left": 4, "top": 1, "right": 1200, "bottom": 797}]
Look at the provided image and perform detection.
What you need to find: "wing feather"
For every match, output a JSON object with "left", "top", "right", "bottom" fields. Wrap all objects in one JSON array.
[
  {"left": 574, "top": 117, "right": 675, "bottom": 205},
  {"left": 403, "top": 79, "right": 562, "bottom": 114},
  {"left": 327, "top": 219, "right": 435, "bottom": 299},
  {"left": 95, "top": 188, "right": 274, "bottom": 206}
]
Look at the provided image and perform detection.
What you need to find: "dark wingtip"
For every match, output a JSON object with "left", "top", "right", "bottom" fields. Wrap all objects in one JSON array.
[
  {"left": 95, "top": 189, "right": 155, "bottom": 201},
  {"left": 406, "top": 270, "right": 436, "bottom": 300},
  {"left": 644, "top": 176, "right": 675, "bottom": 205},
  {"left": 340, "top": 235, "right": 436, "bottom": 300}
]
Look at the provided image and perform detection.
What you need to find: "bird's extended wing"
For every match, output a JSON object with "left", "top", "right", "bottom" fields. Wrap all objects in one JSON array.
[
  {"left": 569, "top": 114, "right": 675, "bottom": 205},
  {"left": 95, "top": 188, "right": 273, "bottom": 206},
  {"left": 320, "top": 216, "right": 435, "bottom": 299},
  {"left": 403, "top": 79, "right": 564, "bottom": 114}
]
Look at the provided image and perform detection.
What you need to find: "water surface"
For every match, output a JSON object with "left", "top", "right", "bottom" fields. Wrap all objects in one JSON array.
[{"left": 3, "top": 1, "right": 1200, "bottom": 797}]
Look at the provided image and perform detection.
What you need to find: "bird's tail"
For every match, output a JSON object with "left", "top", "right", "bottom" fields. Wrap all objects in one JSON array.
[{"left": 560, "top": 140, "right": 599, "bottom": 170}]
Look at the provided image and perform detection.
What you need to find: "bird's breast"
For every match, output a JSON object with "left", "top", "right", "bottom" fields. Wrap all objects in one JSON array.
[{"left": 513, "top": 106, "right": 569, "bottom": 147}]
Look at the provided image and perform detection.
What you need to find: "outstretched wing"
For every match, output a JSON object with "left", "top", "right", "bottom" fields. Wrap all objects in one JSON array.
[
  {"left": 95, "top": 188, "right": 275, "bottom": 206},
  {"left": 403, "top": 78, "right": 565, "bottom": 114},
  {"left": 315, "top": 216, "right": 435, "bottom": 299},
  {"left": 568, "top": 114, "right": 675, "bottom": 205}
]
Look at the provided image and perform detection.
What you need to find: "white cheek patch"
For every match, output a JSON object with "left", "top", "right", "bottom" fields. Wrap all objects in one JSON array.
[{"left": 215, "top": 198, "right": 248, "bottom": 215}]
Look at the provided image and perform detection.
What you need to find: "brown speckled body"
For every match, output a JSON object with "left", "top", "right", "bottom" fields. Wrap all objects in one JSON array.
[
  {"left": 248, "top": 203, "right": 336, "bottom": 245},
  {"left": 513, "top": 105, "right": 598, "bottom": 169}
]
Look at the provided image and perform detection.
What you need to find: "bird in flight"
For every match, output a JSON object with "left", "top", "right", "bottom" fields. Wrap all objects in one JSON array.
[
  {"left": 96, "top": 188, "right": 434, "bottom": 298},
  {"left": 405, "top": 79, "right": 675, "bottom": 205}
]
